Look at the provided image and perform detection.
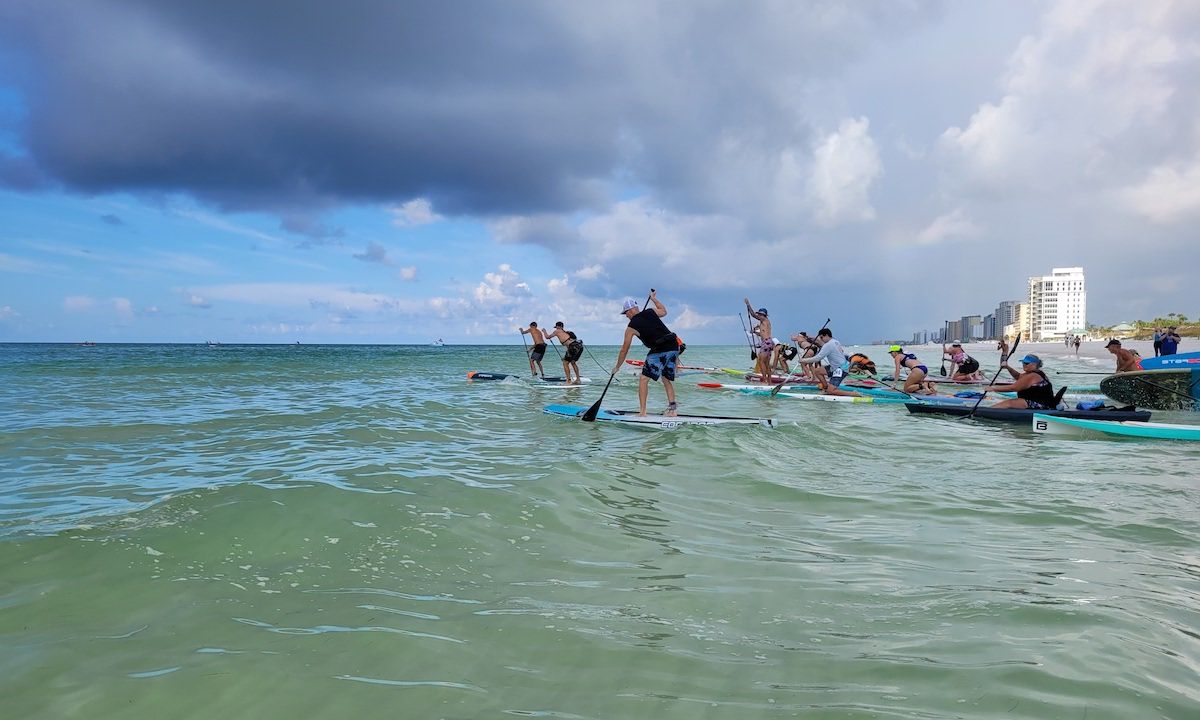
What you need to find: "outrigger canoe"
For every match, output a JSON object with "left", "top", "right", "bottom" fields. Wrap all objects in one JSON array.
[
  {"left": 543, "top": 404, "right": 775, "bottom": 428},
  {"left": 1032, "top": 413, "right": 1200, "bottom": 441},
  {"left": 905, "top": 403, "right": 1151, "bottom": 423}
]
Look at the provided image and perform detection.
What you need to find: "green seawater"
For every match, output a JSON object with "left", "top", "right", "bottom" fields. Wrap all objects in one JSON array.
[{"left": 1, "top": 343, "right": 1197, "bottom": 719}]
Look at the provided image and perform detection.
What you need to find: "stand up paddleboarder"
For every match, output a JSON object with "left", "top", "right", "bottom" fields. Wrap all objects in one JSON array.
[
  {"left": 546, "top": 322, "right": 584, "bottom": 385},
  {"left": 612, "top": 290, "right": 679, "bottom": 416},
  {"left": 519, "top": 322, "right": 547, "bottom": 377}
]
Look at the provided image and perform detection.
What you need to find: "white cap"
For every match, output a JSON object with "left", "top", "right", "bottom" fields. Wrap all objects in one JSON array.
[{"left": 620, "top": 299, "right": 639, "bottom": 313}]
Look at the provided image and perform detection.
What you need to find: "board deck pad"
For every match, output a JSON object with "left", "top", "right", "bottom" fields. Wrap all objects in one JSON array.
[{"left": 1100, "top": 368, "right": 1199, "bottom": 411}]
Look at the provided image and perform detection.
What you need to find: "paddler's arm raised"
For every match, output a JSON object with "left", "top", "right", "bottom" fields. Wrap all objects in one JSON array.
[
  {"left": 612, "top": 327, "right": 638, "bottom": 374},
  {"left": 650, "top": 290, "right": 666, "bottom": 317}
]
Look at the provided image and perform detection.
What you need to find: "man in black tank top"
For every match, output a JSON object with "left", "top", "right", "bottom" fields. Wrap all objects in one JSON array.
[
  {"left": 546, "top": 321, "right": 584, "bottom": 385},
  {"left": 987, "top": 353, "right": 1058, "bottom": 409},
  {"left": 612, "top": 290, "right": 679, "bottom": 416}
]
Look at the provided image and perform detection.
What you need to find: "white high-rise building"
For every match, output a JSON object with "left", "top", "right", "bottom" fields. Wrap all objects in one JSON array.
[{"left": 1027, "top": 267, "right": 1086, "bottom": 341}]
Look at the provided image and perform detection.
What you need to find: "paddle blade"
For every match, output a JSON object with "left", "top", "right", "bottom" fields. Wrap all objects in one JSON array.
[{"left": 581, "top": 373, "right": 616, "bottom": 422}]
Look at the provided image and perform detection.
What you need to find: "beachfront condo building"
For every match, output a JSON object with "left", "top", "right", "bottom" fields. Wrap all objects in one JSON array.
[{"left": 1027, "top": 267, "right": 1087, "bottom": 341}]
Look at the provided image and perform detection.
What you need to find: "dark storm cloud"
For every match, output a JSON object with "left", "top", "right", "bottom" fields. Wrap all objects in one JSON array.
[
  {"left": 0, "top": 150, "right": 45, "bottom": 190},
  {"left": 0, "top": 0, "right": 935, "bottom": 222}
]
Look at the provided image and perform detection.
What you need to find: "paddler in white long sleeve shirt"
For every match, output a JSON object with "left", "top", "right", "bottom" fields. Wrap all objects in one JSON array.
[{"left": 796, "top": 328, "right": 862, "bottom": 397}]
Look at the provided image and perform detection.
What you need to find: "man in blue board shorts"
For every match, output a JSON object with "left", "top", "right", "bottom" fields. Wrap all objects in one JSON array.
[{"left": 612, "top": 290, "right": 679, "bottom": 416}]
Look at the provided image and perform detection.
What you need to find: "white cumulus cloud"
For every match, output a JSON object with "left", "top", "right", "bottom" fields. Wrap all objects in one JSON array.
[
  {"left": 807, "top": 117, "right": 882, "bottom": 227},
  {"left": 389, "top": 198, "right": 442, "bottom": 227},
  {"left": 63, "top": 295, "right": 95, "bottom": 312}
]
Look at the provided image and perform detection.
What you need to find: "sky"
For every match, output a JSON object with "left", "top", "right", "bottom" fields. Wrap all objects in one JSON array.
[{"left": 1, "top": 0, "right": 1198, "bottom": 344}]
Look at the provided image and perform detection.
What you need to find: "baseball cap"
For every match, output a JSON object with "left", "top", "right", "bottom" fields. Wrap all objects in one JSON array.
[
  {"left": 620, "top": 299, "right": 639, "bottom": 313},
  {"left": 1019, "top": 354, "right": 1042, "bottom": 366},
  {"left": 1105, "top": 339, "right": 1121, "bottom": 347},
  {"left": 888, "top": 344, "right": 902, "bottom": 353},
  {"left": 757, "top": 308, "right": 768, "bottom": 316},
  {"left": 554, "top": 321, "right": 564, "bottom": 327}
]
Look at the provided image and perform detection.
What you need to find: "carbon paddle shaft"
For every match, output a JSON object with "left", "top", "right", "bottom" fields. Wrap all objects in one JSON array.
[{"left": 966, "top": 333, "right": 1020, "bottom": 419}]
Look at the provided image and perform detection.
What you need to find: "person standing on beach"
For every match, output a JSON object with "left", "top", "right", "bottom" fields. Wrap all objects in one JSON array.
[
  {"left": 796, "top": 328, "right": 862, "bottom": 396},
  {"left": 744, "top": 298, "right": 774, "bottom": 382},
  {"left": 1106, "top": 339, "right": 1141, "bottom": 372},
  {"left": 546, "top": 322, "right": 584, "bottom": 385},
  {"left": 520, "top": 322, "right": 548, "bottom": 377},
  {"left": 1153, "top": 328, "right": 1163, "bottom": 357},
  {"left": 1160, "top": 327, "right": 1181, "bottom": 356},
  {"left": 613, "top": 290, "right": 679, "bottom": 416}
]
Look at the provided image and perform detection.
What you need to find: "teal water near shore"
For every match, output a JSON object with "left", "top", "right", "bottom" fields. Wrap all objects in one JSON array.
[{"left": 2, "top": 343, "right": 1198, "bottom": 719}]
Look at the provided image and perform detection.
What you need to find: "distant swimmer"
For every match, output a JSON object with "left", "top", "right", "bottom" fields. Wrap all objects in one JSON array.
[
  {"left": 987, "top": 354, "right": 1058, "bottom": 409},
  {"left": 546, "top": 321, "right": 584, "bottom": 385},
  {"left": 744, "top": 298, "right": 773, "bottom": 383},
  {"left": 520, "top": 321, "right": 547, "bottom": 377},
  {"left": 888, "top": 345, "right": 935, "bottom": 395},
  {"left": 1105, "top": 339, "right": 1141, "bottom": 372},
  {"left": 613, "top": 290, "right": 679, "bottom": 416}
]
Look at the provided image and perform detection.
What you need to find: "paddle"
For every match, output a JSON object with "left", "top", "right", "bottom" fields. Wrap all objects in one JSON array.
[
  {"left": 519, "top": 329, "right": 533, "bottom": 376},
  {"left": 965, "top": 333, "right": 1021, "bottom": 419},
  {"left": 771, "top": 318, "right": 829, "bottom": 396},
  {"left": 582, "top": 291, "right": 653, "bottom": 422},
  {"left": 939, "top": 345, "right": 948, "bottom": 377},
  {"left": 738, "top": 312, "right": 757, "bottom": 362}
]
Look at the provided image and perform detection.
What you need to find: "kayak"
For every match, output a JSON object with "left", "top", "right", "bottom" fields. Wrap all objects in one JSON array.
[
  {"left": 543, "top": 404, "right": 775, "bottom": 428},
  {"left": 1032, "top": 413, "right": 1200, "bottom": 441},
  {"left": 905, "top": 403, "right": 1152, "bottom": 423},
  {"left": 1099, "top": 368, "right": 1199, "bottom": 411}
]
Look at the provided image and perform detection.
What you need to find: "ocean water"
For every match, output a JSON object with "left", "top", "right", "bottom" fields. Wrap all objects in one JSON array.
[{"left": 1, "top": 343, "right": 1197, "bottom": 719}]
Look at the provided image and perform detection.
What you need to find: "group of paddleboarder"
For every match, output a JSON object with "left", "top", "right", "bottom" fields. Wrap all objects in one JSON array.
[
  {"left": 520, "top": 290, "right": 1178, "bottom": 417},
  {"left": 519, "top": 321, "right": 586, "bottom": 385}
]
